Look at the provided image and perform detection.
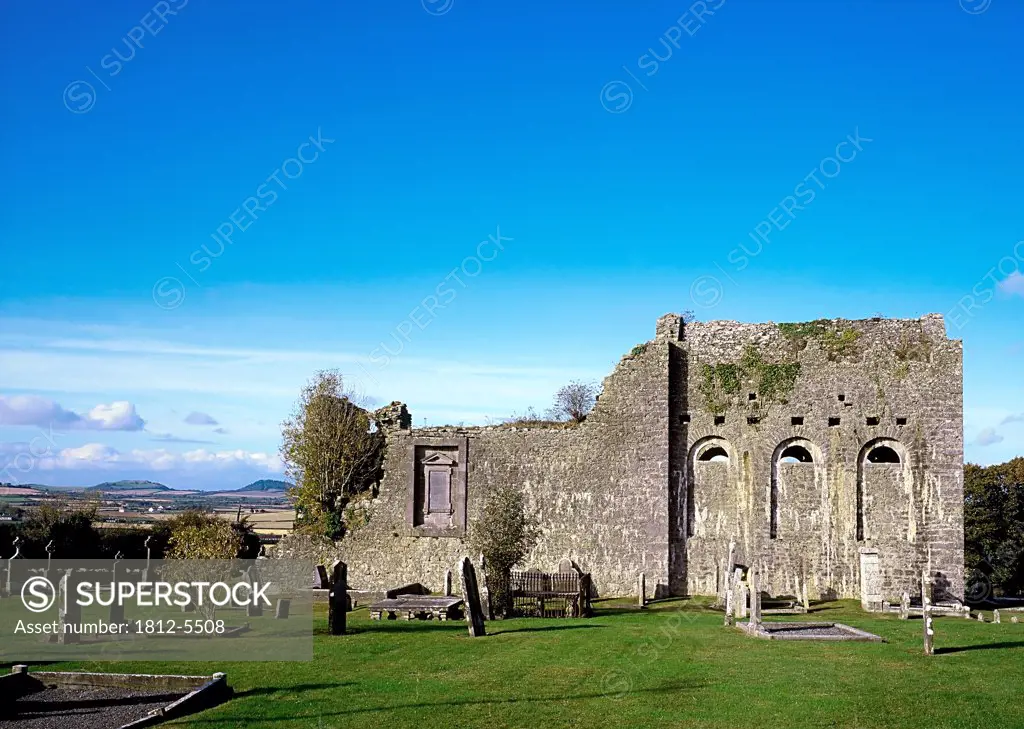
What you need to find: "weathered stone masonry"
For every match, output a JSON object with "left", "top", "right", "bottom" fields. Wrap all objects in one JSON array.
[{"left": 324, "top": 313, "right": 964, "bottom": 604}]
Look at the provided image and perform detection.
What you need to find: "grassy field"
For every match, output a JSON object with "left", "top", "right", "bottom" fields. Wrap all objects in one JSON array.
[{"left": 43, "top": 599, "right": 1024, "bottom": 729}]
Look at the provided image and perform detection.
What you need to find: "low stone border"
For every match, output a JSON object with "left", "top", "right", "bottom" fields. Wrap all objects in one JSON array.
[
  {"left": 739, "top": 621, "right": 885, "bottom": 642},
  {"left": 2, "top": 665, "right": 232, "bottom": 728}
]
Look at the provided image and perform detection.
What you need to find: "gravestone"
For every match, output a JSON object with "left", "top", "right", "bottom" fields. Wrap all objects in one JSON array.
[
  {"left": 899, "top": 591, "right": 910, "bottom": 620},
  {"left": 801, "top": 578, "right": 810, "bottom": 612},
  {"left": 315, "top": 565, "right": 330, "bottom": 589},
  {"left": 638, "top": 572, "right": 646, "bottom": 608},
  {"left": 993, "top": 610, "right": 1001, "bottom": 624},
  {"left": 558, "top": 558, "right": 574, "bottom": 573},
  {"left": 58, "top": 569, "right": 81, "bottom": 645},
  {"left": 724, "top": 572, "right": 735, "bottom": 627},
  {"left": 460, "top": 556, "right": 486, "bottom": 638},
  {"left": 975, "top": 612, "right": 985, "bottom": 623},
  {"left": 1012, "top": 616, "right": 1019, "bottom": 624},
  {"left": 444, "top": 569, "right": 453, "bottom": 597},
  {"left": 328, "top": 561, "right": 348, "bottom": 635},
  {"left": 749, "top": 571, "right": 762, "bottom": 628},
  {"left": 477, "top": 554, "right": 493, "bottom": 621},
  {"left": 923, "top": 601, "right": 934, "bottom": 656},
  {"left": 4, "top": 537, "right": 22, "bottom": 597},
  {"left": 142, "top": 536, "right": 153, "bottom": 582},
  {"left": 109, "top": 553, "right": 125, "bottom": 626},
  {"left": 734, "top": 568, "right": 747, "bottom": 619},
  {"left": 276, "top": 598, "right": 291, "bottom": 619},
  {"left": 246, "top": 565, "right": 263, "bottom": 617}
]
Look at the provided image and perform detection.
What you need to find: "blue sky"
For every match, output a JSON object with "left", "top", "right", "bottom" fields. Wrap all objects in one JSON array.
[{"left": 1, "top": 0, "right": 1022, "bottom": 489}]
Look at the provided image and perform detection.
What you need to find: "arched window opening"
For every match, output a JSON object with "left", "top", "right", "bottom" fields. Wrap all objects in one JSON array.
[
  {"left": 779, "top": 445, "right": 814, "bottom": 464},
  {"left": 867, "top": 445, "right": 901, "bottom": 464},
  {"left": 698, "top": 446, "right": 729, "bottom": 462}
]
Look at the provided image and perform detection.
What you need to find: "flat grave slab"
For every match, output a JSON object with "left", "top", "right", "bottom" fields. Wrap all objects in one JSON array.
[{"left": 369, "top": 596, "right": 463, "bottom": 622}]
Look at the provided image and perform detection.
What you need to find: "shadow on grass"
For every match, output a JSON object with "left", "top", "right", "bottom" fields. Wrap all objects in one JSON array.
[
  {"left": 491, "top": 624, "right": 604, "bottom": 635},
  {"left": 184, "top": 681, "right": 701, "bottom": 722},
  {"left": 234, "top": 683, "right": 353, "bottom": 699},
  {"left": 935, "top": 641, "right": 1024, "bottom": 655}
]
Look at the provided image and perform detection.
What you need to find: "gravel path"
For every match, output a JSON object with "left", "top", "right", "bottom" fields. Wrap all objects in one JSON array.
[{"left": 10, "top": 686, "right": 185, "bottom": 729}]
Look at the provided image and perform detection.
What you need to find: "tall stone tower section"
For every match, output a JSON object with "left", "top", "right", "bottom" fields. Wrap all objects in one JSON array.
[{"left": 665, "top": 313, "right": 964, "bottom": 602}]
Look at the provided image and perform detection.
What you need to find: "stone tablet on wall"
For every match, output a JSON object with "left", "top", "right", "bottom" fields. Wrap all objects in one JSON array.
[{"left": 407, "top": 438, "right": 468, "bottom": 537}]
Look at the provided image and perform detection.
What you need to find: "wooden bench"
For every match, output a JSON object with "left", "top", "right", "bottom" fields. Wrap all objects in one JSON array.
[
  {"left": 507, "top": 570, "right": 592, "bottom": 618},
  {"left": 369, "top": 596, "right": 463, "bottom": 622}
]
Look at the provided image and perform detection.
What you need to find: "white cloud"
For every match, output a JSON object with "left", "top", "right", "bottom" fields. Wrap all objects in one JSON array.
[
  {"left": 999, "top": 272, "right": 1024, "bottom": 297},
  {"left": 184, "top": 411, "right": 219, "bottom": 426},
  {"left": 1001, "top": 413, "right": 1024, "bottom": 425},
  {"left": 0, "top": 395, "right": 145, "bottom": 431},
  {"left": 972, "top": 428, "right": 1005, "bottom": 447},
  {"left": 40, "top": 444, "right": 284, "bottom": 473}
]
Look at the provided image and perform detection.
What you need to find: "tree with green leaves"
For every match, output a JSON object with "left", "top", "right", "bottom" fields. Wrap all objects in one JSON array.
[
  {"left": 280, "top": 370, "right": 385, "bottom": 539},
  {"left": 469, "top": 483, "right": 540, "bottom": 617},
  {"left": 964, "top": 457, "right": 1024, "bottom": 598}
]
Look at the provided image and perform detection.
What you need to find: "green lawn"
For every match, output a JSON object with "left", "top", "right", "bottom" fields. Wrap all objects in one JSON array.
[{"left": 44, "top": 599, "right": 1024, "bottom": 728}]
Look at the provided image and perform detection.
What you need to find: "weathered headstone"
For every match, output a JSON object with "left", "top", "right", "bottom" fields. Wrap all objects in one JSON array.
[
  {"left": 923, "top": 600, "right": 934, "bottom": 656},
  {"left": 558, "top": 558, "right": 574, "bottom": 573},
  {"left": 477, "top": 554, "right": 493, "bottom": 621},
  {"left": 975, "top": 612, "right": 985, "bottom": 623},
  {"left": 993, "top": 610, "right": 1001, "bottom": 624},
  {"left": 724, "top": 572, "right": 735, "bottom": 627},
  {"left": 275, "top": 598, "right": 291, "bottom": 619},
  {"left": 109, "top": 553, "right": 125, "bottom": 626},
  {"left": 638, "top": 572, "right": 646, "bottom": 608},
  {"left": 246, "top": 565, "right": 263, "bottom": 617},
  {"left": 444, "top": 569, "right": 453, "bottom": 597},
  {"left": 4, "top": 537, "right": 22, "bottom": 597},
  {"left": 736, "top": 569, "right": 748, "bottom": 619},
  {"left": 315, "top": 565, "right": 330, "bottom": 590},
  {"left": 58, "top": 569, "right": 81, "bottom": 645},
  {"left": 801, "top": 578, "right": 810, "bottom": 612},
  {"left": 899, "top": 591, "right": 910, "bottom": 620},
  {"left": 1012, "top": 616, "right": 1019, "bottom": 624},
  {"left": 328, "top": 561, "right": 348, "bottom": 635},
  {"left": 142, "top": 536, "right": 153, "bottom": 582},
  {"left": 749, "top": 571, "right": 762, "bottom": 629},
  {"left": 460, "top": 556, "right": 486, "bottom": 638}
]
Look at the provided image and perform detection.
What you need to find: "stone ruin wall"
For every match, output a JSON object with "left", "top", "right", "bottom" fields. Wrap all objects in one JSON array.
[
  {"left": 668, "top": 313, "right": 964, "bottom": 602},
  {"left": 328, "top": 340, "right": 672, "bottom": 598},
  {"left": 278, "top": 312, "right": 964, "bottom": 604}
]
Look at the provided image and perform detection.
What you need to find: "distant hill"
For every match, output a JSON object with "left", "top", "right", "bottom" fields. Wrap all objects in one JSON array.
[
  {"left": 87, "top": 480, "right": 172, "bottom": 492},
  {"left": 235, "top": 479, "right": 291, "bottom": 492}
]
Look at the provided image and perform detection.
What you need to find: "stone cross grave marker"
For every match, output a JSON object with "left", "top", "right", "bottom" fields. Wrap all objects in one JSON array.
[
  {"left": 328, "top": 561, "right": 348, "bottom": 635},
  {"left": 460, "top": 556, "right": 486, "bottom": 638}
]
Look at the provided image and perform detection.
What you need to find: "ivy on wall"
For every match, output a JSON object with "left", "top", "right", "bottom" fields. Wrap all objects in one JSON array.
[
  {"left": 699, "top": 346, "right": 801, "bottom": 414},
  {"left": 778, "top": 319, "right": 863, "bottom": 361}
]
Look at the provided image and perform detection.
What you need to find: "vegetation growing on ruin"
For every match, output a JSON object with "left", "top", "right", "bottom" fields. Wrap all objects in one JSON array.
[
  {"left": 778, "top": 319, "right": 863, "bottom": 361},
  {"left": 894, "top": 331, "right": 934, "bottom": 362},
  {"left": 629, "top": 343, "right": 648, "bottom": 357},
  {"left": 699, "top": 347, "right": 801, "bottom": 414}
]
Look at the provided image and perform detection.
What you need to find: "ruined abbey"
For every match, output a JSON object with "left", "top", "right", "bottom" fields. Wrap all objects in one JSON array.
[{"left": 318, "top": 314, "right": 964, "bottom": 605}]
